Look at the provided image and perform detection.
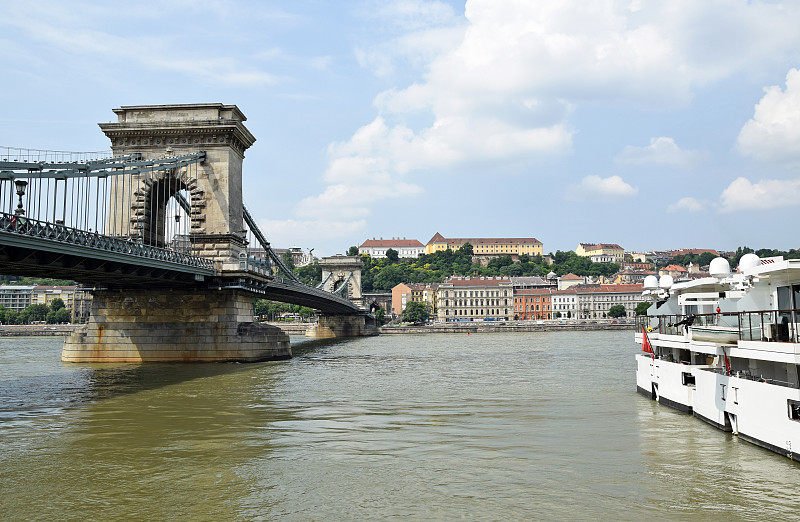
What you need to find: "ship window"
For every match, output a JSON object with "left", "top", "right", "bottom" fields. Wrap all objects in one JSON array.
[
  {"left": 681, "top": 372, "right": 695, "bottom": 386},
  {"left": 789, "top": 400, "right": 800, "bottom": 421}
]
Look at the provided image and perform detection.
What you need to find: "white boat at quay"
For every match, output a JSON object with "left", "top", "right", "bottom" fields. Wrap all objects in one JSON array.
[{"left": 636, "top": 254, "right": 800, "bottom": 460}]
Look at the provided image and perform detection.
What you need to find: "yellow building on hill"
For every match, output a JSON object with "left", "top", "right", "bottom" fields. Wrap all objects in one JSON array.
[
  {"left": 425, "top": 232, "right": 543, "bottom": 257},
  {"left": 575, "top": 243, "right": 624, "bottom": 263}
]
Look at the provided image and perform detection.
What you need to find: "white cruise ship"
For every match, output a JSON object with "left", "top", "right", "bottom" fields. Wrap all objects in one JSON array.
[{"left": 635, "top": 254, "right": 800, "bottom": 460}]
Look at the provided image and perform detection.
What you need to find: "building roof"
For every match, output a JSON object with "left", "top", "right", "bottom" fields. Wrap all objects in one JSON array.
[
  {"left": 560, "top": 273, "right": 584, "bottom": 280},
  {"left": 360, "top": 238, "right": 424, "bottom": 248},
  {"left": 669, "top": 248, "right": 719, "bottom": 256},
  {"left": 662, "top": 264, "right": 687, "bottom": 272},
  {"left": 579, "top": 243, "right": 623, "bottom": 250},
  {"left": 442, "top": 276, "right": 513, "bottom": 287},
  {"left": 514, "top": 288, "right": 553, "bottom": 296},
  {"left": 427, "top": 232, "right": 541, "bottom": 246},
  {"left": 33, "top": 285, "right": 76, "bottom": 291},
  {"left": 573, "top": 284, "right": 644, "bottom": 294},
  {"left": 510, "top": 276, "right": 550, "bottom": 286}
]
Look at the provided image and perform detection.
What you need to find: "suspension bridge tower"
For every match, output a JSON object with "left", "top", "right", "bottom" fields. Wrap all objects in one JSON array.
[{"left": 62, "top": 104, "right": 292, "bottom": 362}]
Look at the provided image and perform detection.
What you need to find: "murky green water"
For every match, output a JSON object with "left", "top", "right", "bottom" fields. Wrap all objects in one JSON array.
[{"left": 1, "top": 331, "right": 798, "bottom": 520}]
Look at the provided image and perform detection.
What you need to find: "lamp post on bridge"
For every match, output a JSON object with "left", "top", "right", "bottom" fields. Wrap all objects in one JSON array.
[{"left": 14, "top": 179, "right": 27, "bottom": 216}]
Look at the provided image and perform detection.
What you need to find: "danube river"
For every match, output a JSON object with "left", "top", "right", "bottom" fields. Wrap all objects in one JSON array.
[{"left": 2, "top": 331, "right": 799, "bottom": 520}]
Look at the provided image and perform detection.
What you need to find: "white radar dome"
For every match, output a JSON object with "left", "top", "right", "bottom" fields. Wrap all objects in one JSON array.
[
  {"left": 643, "top": 275, "right": 659, "bottom": 290},
  {"left": 709, "top": 257, "right": 731, "bottom": 280},
  {"left": 659, "top": 275, "right": 673, "bottom": 289},
  {"left": 738, "top": 253, "right": 761, "bottom": 272}
]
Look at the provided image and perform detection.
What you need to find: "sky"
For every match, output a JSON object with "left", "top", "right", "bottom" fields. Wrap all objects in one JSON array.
[{"left": 2, "top": 0, "right": 800, "bottom": 257}]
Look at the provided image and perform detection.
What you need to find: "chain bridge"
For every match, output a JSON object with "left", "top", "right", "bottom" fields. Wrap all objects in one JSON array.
[{"left": 0, "top": 104, "right": 376, "bottom": 362}]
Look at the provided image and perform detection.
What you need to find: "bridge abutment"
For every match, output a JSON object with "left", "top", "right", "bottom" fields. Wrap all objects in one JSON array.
[
  {"left": 63, "top": 288, "right": 290, "bottom": 362},
  {"left": 305, "top": 314, "right": 379, "bottom": 338}
]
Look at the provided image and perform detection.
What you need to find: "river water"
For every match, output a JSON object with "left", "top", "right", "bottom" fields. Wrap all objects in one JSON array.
[{"left": 1, "top": 330, "right": 798, "bottom": 520}]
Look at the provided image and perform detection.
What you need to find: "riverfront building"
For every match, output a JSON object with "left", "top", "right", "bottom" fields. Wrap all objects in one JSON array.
[
  {"left": 513, "top": 288, "right": 552, "bottom": 320},
  {"left": 574, "top": 283, "right": 644, "bottom": 320},
  {"left": 436, "top": 276, "right": 513, "bottom": 322},
  {"left": 0, "top": 285, "right": 35, "bottom": 312},
  {"left": 391, "top": 282, "right": 439, "bottom": 316},
  {"left": 426, "top": 232, "right": 543, "bottom": 258},
  {"left": 359, "top": 238, "right": 425, "bottom": 259}
]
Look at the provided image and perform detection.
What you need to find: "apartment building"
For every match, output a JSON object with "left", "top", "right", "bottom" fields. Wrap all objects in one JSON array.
[
  {"left": 513, "top": 288, "right": 552, "bottom": 320},
  {"left": 575, "top": 284, "right": 644, "bottom": 319},
  {"left": 0, "top": 285, "right": 35, "bottom": 311},
  {"left": 436, "top": 276, "right": 514, "bottom": 322}
]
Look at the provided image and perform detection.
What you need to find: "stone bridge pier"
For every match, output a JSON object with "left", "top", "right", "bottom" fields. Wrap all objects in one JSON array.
[
  {"left": 63, "top": 288, "right": 290, "bottom": 362},
  {"left": 305, "top": 313, "right": 379, "bottom": 339}
]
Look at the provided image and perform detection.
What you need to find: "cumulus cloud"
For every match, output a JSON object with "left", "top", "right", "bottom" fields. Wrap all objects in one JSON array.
[
  {"left": 616, "top": 137, "right": 706, "bottom": 167},
  {"left": 566, "top": 175, "right": 638, "bottom": 200},
  {"left": 298, "top": 0, "right": 800, "bottom": 226},
  {"left": 737, "top": 68, "right": 800, "bottom": 164},
  {"left": 667, "top": 197, "right": 709, "bottom": 213},
  {"left": 719, "top": 177, "right": 800, "bottom": 212}
]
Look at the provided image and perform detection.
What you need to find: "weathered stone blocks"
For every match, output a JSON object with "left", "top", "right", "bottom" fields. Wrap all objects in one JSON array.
[{"left": 63, "top": 288, "right": 290, "bottom": 362}]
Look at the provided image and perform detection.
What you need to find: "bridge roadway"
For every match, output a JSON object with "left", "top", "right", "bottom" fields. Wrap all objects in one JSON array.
[{"left": 0, "top": 211, "right": 361, "bottom": 315}]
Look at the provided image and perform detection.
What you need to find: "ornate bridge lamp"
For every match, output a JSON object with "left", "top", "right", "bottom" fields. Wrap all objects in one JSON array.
[{"left": 14, "top": 179, "right": 28, "bottom": 216}]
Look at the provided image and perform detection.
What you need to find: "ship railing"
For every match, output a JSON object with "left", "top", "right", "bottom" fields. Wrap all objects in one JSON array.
[
  {"left": 643, "top": 309, "right": 800, "bottom": 343},
  {"left": 739, "top": 309, "right": 800, "bottom": 344},
  {"left": 701, "top": 366, "right": 799, "bottom": 389}
]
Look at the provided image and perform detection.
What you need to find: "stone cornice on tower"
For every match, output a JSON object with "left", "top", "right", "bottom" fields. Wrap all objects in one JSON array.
[{"left": 99, "top": 103, "right": 256, "bottom": 157}]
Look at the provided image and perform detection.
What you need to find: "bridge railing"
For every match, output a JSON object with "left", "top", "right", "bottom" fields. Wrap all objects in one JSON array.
[{"left": 0, "top": 210, "right": 215, "bottom": 271}]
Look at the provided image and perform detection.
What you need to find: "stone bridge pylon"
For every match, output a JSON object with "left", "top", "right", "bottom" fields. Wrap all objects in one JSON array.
[{"left": 63, "top": 104, "right": 291, "bottom": 363}]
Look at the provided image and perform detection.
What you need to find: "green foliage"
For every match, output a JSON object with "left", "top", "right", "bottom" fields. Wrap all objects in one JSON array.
[
  {"left": 385, "top": 248, "right": 400, "bottom": 263},
  {"left": 635, "top": 301, "right": 652, "bottom": 316},
  {"left": 0, "top": 277, "right": 75, "bottom": 286},
  {"left": 18, "top": 303, "right": 49, "bottom": 324},
  {"left": 356, "top": 247, "right": 620, "bottom": 293},
  {"left": 282, "top": 252, "right": 296, "bottom": 271},
  {"left": 347, "top": 246, "right": 359, "bottom": 256},
  {"left": 50, "top": 298, "right": 65, "bottom": 311},
  {"left": 402, "top": 301, "right": 430, "bottom": 324},
  {"left": 375, "top": 308, "right": 386, "bottom": 325},
  {"left": 294, "top": 262, "right": 322, "bottom": 286},
  {"left": 47, "top": 308, "right": 71, "bottom": 324},
  {"left": 608, "top": 304, "right": 626, "bottom": 318},
  {"left": 253, "top": 299, "right": 314, "bottom": 321}
]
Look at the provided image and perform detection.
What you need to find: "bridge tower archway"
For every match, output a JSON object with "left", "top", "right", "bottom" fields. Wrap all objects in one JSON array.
[
  {"left": 319, "top": 255, "right": 363, "bottom": 305},
  {"left": 135, "top": 168, "right": 199, "bottom": 249},
  {"left": 100, "top": 104, "right": 255, "bottom": 271}
]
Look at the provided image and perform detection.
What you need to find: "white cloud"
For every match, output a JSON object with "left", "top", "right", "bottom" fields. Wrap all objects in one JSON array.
[
  {"left": 258, "top": 218, "right": 367, "bottom": 252},
  {"left": 298, "top": 0, "right": 800, "bottom": 227},
  {"left": 667, "top": 197, "right": 709, "bottom": 213},
  {"left": 737, "top": 68, "right": 800, "bottom": 164},
  {"left": 719, "top": 177, "right": 800, "bottom": 213},
  {"left": 566, "top": 175, "right": 638, "bottom": 200},
  {"left": 616, "top": 137, "right": 706, "bottom": 167}
]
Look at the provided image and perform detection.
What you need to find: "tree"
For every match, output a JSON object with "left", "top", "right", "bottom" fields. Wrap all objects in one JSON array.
[
  {"left": 608, "top": 304, "right": 626, "bottom": 318},
  {"left": 385, "top": 248, "right": 400, "bottom": 263},
  {"left": 347, "top": 245, "right": 359, "bottom": 256},
  {"left": 20, "top": 303, "right": 49, "bottom": 323},
  {"left": 50, "top": 298, "right": 65, "bottom": 311},
  {"left": 295, "top": 262, "right": 322, "bottom": 286},
  {"left": 635, "top": 301, "right": 652, "bottom": 316},
  {"left": 402, "top": 301, "right": 430, "bottom": 324},
  {"left": 282, "top": 251, "right": 295, "bottom": 271}
]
